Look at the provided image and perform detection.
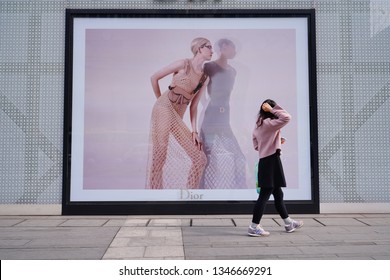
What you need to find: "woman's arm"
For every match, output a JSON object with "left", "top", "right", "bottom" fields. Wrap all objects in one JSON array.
[
  {"left": 189, "top": 76, "right": 210, "bottom": 150},
  {"left": 150, "top": 59, "right": 186, "bottom": 98},
  {"left": 263, "top": 104, "right": 291, "bottom": 130},
  {"left": 199, "top": 64, "right": 211, "bottom": 107}
]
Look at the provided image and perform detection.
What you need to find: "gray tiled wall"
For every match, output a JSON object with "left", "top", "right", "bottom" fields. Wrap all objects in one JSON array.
[{"left": 1, "top": 0, "right": 389, "bottom": 205}]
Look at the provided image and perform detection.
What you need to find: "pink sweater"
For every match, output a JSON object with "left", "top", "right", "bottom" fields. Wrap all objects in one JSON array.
[{"left": 252, "top": 105, "right": 291, "bottom": 159}]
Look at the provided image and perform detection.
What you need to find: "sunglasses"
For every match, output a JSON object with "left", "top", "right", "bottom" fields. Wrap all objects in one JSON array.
[{"left": 201, "top": 44, "right": 212, "bottom": 50}]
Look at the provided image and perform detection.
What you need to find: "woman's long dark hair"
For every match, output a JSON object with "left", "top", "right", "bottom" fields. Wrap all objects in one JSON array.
[{"left": 256, "top": 99, "right": 277, "bottom": 127}]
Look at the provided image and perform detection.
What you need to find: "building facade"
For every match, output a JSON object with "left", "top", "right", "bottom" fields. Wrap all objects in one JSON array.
[{"left": 1, "top": 0, "right": 389, "bottom": 214}]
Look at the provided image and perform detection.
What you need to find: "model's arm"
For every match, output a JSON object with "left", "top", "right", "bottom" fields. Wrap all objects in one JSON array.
[
  {"left": 190, "top": 77, "right": 210, "bottom": 150},
  {"left": 199, "top": 63, "right": 211, "bottom": 106},
  {"left": 150, "top": 59, "right": 186, "bottom": 98}
]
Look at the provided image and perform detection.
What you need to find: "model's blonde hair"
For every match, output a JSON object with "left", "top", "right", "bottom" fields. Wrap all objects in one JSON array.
[{"left": 191, "top": 37, "right": 210, "bottom": 56}]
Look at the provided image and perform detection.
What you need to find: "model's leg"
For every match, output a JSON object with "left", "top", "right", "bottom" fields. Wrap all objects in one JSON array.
[
  {"left": 173, "top": 128, "right": 207, "bottom": 189},
  {"left": 199, "top": 129, "right": 215, "bottom": 189},
  {"left": 218, "top": 129, "right": 247, "bottom": 189},
  {"left": 233, "top": 146, "right": 247, "bottom": 188},
  {"left": 147, "top": 108, "right": 171, "bottom": 189}
]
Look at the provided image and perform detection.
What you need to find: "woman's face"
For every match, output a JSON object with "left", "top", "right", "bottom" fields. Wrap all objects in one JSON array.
[
  {"left": 221, "top": 43, "right": 236, "bottom": 59},
  {"left": 200, "top": 42, "right": 213, "bottom": 60}
]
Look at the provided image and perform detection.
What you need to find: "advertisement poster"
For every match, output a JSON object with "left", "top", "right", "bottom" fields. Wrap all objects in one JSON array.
[{"left": 64, "top": 10, "right": 318, "bottom": 213}]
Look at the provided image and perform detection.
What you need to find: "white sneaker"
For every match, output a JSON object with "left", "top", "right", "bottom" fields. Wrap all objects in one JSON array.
[
  {"left": 248, "top": 225, "right": 270, "bottom": 237},
  {"left": 285, "top": 220, "right": 304, "bottom": 233}
]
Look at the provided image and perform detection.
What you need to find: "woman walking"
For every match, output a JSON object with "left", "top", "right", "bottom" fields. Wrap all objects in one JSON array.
[{"left": 248, "top": 99, "right": 303, "bottom": 236}]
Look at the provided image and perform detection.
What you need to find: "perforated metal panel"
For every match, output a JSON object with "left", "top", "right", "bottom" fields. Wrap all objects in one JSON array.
[{"left": 0, "top": 0, "right": 389, "bottom": 206}]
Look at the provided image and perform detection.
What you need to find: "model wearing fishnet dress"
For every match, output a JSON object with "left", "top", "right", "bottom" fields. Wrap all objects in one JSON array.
[{"left": 146, "top": 38, "right": 213, "bottom": 189}]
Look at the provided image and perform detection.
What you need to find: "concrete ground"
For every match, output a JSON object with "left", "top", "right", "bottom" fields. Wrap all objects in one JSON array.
[{"left": 0, "top": 213, "right": 389, "bottom": 260}]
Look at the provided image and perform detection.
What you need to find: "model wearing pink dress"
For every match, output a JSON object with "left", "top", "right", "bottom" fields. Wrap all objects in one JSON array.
[{"left": 146, "top": 59, "right": 207, "bottom": 189}]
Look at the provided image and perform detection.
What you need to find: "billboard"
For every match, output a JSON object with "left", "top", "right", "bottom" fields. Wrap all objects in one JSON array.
[{"left": 63, "top": 9, "right": 319, "bottom": 214}]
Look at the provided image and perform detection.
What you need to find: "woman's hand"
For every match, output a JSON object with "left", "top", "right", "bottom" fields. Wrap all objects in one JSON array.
[
  {"left": 262, "top": 102, "right": 273, "bottom": 112},
  {"left": 192, "top": 132, "right": 203, "bottom": 151}
]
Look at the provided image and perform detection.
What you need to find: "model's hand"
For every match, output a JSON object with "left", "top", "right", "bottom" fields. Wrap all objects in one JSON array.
[
  {"left": 262, "top": 103, "right": 273, "bottom": 112},
  {"left": 281, "top": 137, "right": 286, "bottom": 144},
  {"left": 192, "top": 132, "right": 203, "bottom": 151}
]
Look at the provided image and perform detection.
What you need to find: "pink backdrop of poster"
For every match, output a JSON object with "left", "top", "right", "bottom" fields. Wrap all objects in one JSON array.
[
  {"left": 83, "top": 28, "right": 298, "bottom": 190},
  {"left": 69, "top": 16, "right": 312, "bottom": 202}
]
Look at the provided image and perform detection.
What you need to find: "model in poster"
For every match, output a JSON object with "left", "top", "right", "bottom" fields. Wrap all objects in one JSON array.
[
  {"left": 248, "top": 99, "right": 303, "bottom": 236},
  {"left": 199, "top": 39, "right": 247, "bottom": 189},
  {"left": 146, "top": 37, "right": 212, "bottom": 189}
]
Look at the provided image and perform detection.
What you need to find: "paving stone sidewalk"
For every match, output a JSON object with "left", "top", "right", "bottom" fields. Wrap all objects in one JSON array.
[{"left": 0, "top": 214, "right": 389, "bottom": 260}]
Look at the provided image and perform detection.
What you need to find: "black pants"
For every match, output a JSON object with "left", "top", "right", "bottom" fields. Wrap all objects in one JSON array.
[{"left": 251, "top": 187, "right": 289, "bottom": 224}]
